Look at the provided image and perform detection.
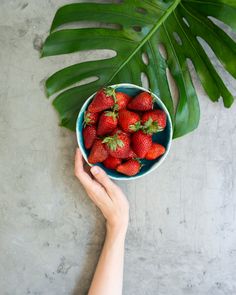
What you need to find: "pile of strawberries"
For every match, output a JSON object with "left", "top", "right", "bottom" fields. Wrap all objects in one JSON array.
[{"left": 82, "top": 87, "right": 167, "bottom": 176}]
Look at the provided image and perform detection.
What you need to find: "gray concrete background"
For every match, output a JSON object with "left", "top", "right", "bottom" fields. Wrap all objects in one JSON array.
[{"left": 1, "top": 1, "right": 236, "bottom": 294}]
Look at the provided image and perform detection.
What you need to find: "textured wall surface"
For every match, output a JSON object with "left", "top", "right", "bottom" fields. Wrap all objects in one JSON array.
[{"left": 0, "top": 1, "right": 236, "bottom": 295}]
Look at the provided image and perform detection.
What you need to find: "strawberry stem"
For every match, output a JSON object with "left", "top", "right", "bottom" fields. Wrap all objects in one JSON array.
[{"left": 113, "top": 103, "right": 119, "bottom": 111}]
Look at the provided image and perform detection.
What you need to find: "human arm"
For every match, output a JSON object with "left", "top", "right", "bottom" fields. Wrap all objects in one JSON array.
[{"left": 74, "top": 148, "right": 129, "bottom": 295}]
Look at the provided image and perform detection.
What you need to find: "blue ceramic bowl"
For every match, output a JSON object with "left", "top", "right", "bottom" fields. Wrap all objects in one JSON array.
[{"left": 76, "top": 83, "right": 173, "bottom": 180}]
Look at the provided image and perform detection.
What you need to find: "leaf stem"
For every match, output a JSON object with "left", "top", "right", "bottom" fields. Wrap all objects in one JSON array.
[{"left": 107, "top": 0, "right": 181, "bottom": 84}]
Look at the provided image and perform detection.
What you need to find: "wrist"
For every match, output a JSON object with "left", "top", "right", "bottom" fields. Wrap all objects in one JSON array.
[{"left": 106, "top": 223, "right": 128, "bottom": 241}]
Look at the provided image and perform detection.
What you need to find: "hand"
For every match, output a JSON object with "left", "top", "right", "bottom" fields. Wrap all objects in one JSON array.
[{"left": 75, "top": 148, "right": 129, "bottom": 236}]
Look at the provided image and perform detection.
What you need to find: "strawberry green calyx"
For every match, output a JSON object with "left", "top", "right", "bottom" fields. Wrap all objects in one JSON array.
[
  {"left": 102, "top": 134, "right": 124, "bottom": 151},
  {"left": 83, "top": 113, "right": 91, "bottom": 126},
  {"left": 113, "top": 103, "right": 119, "bottom": 112},
  {"left": 104, "top": 87, "right": 117, "bottom": 103},
  {"left": 129, "top": 121, "right": 141, "bottom": 132},
  {"left": 104, "top": 111, "right": 117, "bottom": 120},
  {"left": 142, "top": 118, "right": 163, "bottom": 134},
  {"left": 132, "top": 158, "right": 143, "bottom": 171}
]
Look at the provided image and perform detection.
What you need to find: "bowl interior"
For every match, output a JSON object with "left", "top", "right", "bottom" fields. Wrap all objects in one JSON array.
[{"left": 76, "top": 84, "right": 172, "bottom": 180}]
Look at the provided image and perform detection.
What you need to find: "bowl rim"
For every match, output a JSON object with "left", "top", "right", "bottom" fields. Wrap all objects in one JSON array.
[{"left": 76, "top": 83, "right": 173, "bottom": 181}]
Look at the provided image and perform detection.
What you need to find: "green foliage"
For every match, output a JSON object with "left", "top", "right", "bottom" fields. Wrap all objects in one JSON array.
[{"left": 42, "top": 0, "right": 236, "bottom": 138}]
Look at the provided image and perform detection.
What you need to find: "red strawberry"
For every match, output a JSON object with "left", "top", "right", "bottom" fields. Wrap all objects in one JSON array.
[
  {"left": 103, "top": 130, "right": 130, "bottom": 159},
  {"left": 84, "top": 111, "right": 99, "bottom": 126},
  {"left": 97, "top": 111, "right": 118, "bottom": 136},
  {"left": 145, "top": 143, "right": 166, "bottom": 160},
  {"left": 128, "top": 91, "right": 153, "bottom": 111},
  {"left": 111, "top": 127, "right": 132, "bottom": 137},
  {"left": 88, "top": 139, "right": 108, "bottom": 164},
  {"left": 116, "top": 159, "right": 141, "bottom": 176},
  {"left": 118, "top": 109, "right": 141, "bottom": 133},
  {"left": 111, "top": 127, "right": 121, "bottom": 135},
  {"left": 126, "top": 149, "right": 137, "bottom": 159},
  {"left": 142, "top": 110, "right": 166, "bottom": 134},
  {"left": 114, "top": 92, "right": 131, "bottom": 110},
  {"left": 83, "top": 125, "right": 96, "bottom": 149},
  {"left": 103, "top": 156, "right": 122, "bottom": 170},
  {"left": 88, "top": 87, "right": 116, "bottom": 113},
  {"left": 131, "top": 130, "right": 152, "bottom": 158}
]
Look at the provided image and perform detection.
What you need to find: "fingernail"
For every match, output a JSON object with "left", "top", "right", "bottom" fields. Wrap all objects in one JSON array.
[{"left": 91, "top": 166, "right": 100, "bottom": 175}]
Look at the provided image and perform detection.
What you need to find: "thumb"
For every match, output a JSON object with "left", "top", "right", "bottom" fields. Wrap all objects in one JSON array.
[{"left": 90, "top": 166, "right": 116, "bottom": 195}]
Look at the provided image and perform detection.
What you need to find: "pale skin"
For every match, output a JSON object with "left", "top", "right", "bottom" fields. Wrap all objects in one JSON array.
[{"left": 74, "top": 148, "right": 129, "bottom": 295}]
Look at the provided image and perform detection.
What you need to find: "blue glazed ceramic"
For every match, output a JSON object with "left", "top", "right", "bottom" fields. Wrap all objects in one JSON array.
[{"left": 76, "top": 83, "right": 173, "bottom": 180}]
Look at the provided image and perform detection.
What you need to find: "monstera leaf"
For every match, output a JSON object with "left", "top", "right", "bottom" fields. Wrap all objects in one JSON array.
[{"left": 42, "top": 0, "right": 236, "bottom": 138}]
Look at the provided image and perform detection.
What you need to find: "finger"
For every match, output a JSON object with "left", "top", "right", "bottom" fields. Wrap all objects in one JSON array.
[
  {"left": 75, "top": 149, "right": 111, "bottom": 206},
  {"left": 74, "top": 147, "right": 85, "bottom": 173},
  {"left": 74, "top": 148, "right": 93, "bottom": 188},
  {"left": 90, "top": 166, "right": 119, "bottom": 197}
]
